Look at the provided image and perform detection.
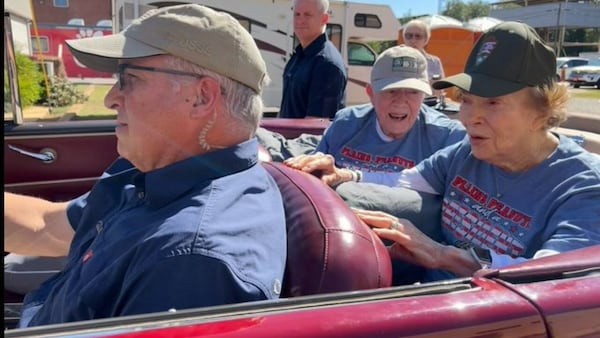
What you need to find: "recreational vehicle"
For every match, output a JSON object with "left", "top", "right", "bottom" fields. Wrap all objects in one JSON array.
[{"left": 111, "top": 0, "right": 401, "bottom": 109}]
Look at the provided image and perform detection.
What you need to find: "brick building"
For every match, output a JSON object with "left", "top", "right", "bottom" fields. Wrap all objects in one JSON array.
[{"left": 31, "top": 0, "right": 111, "bottom": 27}]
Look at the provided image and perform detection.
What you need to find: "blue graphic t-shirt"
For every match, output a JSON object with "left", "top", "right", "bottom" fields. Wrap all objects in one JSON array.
[
  {"left": 416, "top": 135, "right": 600, "bottom": 261},
  {"left": 316, "top": 103, "right": 466, "bottom": 186}
]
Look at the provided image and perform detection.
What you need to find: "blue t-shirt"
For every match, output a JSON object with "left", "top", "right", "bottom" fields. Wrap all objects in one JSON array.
[
  {"left": 415, "top": 135, "right": 600, "bottom": 280},
  {"left": 279, "top": 33, "right": 347, "bottom": 119},
  {"left": 20, "top": 138, "right": 287, "bottom": 327},
  {"left": 316, "top": 103, "right": 466, "bottom": 186}
]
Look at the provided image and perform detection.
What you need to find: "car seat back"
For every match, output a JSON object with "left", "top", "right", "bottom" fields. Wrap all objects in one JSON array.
[{"left": 262, "top": 162, "right": 392, "bottom": 297}]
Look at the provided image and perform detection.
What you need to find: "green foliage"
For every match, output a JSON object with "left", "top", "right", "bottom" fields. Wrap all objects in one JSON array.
[
  {"left": 40, "top": 76, "right": 88, "bottom": 108},
  {"left": 367, "top": 40, "right": 398, "bottom": 54},
  {"left": 4, "top": 68, "right": 11, "bottom": 105},
  {"left": 398, "top": 0, "right": 492, "bottom": 24},
  {"left": 15, "top": 52, "right": 43, "bottom": 107},
  {"left": 562, "top": 28, "right": 600, "bottom": 56},
  {"left": 443, "top": 0, "right": 491, "bottom": 21}
]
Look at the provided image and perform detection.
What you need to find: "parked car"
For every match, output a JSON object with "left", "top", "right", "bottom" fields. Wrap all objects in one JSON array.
[
  {"left": 556, "top": 56, "right": 588, "bottom": 81},
  {"left": 567, "top": 57, "right": 600, "bottom": 89}
]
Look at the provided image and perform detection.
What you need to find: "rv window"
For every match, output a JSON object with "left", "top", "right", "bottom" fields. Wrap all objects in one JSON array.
[
  {"left": 31, "top": 36, "right": 50, "bottom": 53},
  {"left": 347, "top": 42, "right": 376, "bottom": 66},
  {"left": 53, "top": 0, "right": 69, "bottom": 8},
  {"left": 237, "top": 19, "right": 251, "bottom": 33},
  {"left": 67, "top": 18, "right": 84, "bottom": 26},
  {"left": 96, "top": 20, "right": 113, "bottom": 28},
  {"left": 326, "top": 24, "right": 343, "bottom": 52},
  {"left": 354, "top": 14, "right": 382, "bottom": 29}
]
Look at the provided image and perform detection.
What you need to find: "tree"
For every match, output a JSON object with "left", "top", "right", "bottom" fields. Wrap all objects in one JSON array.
[{"left": 443, "top": 0, "right": 491, "bottom": 21}]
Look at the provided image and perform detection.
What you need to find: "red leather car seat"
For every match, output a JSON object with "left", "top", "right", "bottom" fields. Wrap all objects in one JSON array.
[{"left": 262, "top": 162, "right": 392, "bottom": 297}]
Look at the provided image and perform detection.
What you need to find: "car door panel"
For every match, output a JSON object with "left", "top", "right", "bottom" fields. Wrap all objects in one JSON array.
[{"left": 4, "top": 121, "right": 118, "bottom": 201}]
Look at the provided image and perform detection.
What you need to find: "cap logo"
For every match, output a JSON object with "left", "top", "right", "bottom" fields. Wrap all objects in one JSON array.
[
  {"left": 391, "top": 56, "right": 418, "bottom": 74},
  {"left": 475, "top": 37, "right": 497, "bottom": 66}
]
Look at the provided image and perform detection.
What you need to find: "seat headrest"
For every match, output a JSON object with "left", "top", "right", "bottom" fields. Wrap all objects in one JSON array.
[{"left": 262, "top": 162, "right": 392, "bottom": 297}]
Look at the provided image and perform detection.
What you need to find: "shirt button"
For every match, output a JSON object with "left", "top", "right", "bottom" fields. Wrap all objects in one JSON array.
[
  {"left": 96, "top": 221, "right": 103, "bottom": 233},
  {"left": 273, "top": 279, "right": 282, "bottom": 295}
]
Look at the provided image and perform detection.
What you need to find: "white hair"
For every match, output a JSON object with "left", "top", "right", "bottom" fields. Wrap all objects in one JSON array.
[
  {"left": 165, "top": 55, "right": 269, "bottom": 137},
  {"left": 403, "top": 19, "right": 432, "bottom": 42},
  {"left": 293, "top": 0, "right": 329, "bottom": 13}
]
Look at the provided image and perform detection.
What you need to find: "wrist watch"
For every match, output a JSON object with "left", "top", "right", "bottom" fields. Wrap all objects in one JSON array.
[
  {"left": 354, "top": 169, "right": 362, "bottom": 182},
  {"left": 467, "top": 246, "right": 492, "bottom": 269}
]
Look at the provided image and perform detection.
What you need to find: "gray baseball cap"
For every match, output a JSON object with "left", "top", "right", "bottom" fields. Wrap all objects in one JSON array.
[
  {"left": 432, "top": 21, "right": 556, "bottom": 97},
  {"left": 370, "top": 45, "right": 432, "bottom": 95},
  {"left": 65, "top": 4, "right": 266, "bottom": 93}
]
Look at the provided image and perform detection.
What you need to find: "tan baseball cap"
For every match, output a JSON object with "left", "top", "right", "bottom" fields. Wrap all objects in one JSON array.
[
  {"left": 65, "top": 4, "right": 266, "bottom": 93},
  {"left": 370, "top": 45, "right": 432, "bottom": 95}
]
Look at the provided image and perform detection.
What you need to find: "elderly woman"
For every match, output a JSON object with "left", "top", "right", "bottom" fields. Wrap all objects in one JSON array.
[
  {"left": 355, "top": 21, "right": 600, "bottom": 282},
  {"left": 402, "top": 19, "right": 445, "bottom": 91}
]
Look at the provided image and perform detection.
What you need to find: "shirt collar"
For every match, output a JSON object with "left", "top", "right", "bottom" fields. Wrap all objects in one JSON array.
[
  {"left": 136, "top": 138, "right": 259, "bottom": 208},
  {"left": 295, "top": 33, "right": 328, "bottom": 57}
]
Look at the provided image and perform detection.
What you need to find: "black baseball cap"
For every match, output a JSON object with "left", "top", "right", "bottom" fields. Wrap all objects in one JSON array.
[{"left": 433, "top": 21, "right": 556, "bottom": 97}]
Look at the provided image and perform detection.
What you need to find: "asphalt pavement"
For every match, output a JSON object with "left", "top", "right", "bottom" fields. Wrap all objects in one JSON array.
[{"left": 567, "top": 87, "right": 600, "bottom": 115}]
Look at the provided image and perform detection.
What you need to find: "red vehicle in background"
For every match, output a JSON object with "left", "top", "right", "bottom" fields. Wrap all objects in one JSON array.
[{"left": 30, "top": 23, "right": 113, "bottom": 79}]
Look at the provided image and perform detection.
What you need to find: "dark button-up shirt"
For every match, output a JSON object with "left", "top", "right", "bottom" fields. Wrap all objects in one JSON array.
[
  {"left": 280, "top": 33, "right": 347, "bottom": 119},
  {"left": 21, "top": 138, "right": 286, "bottom": 327}
]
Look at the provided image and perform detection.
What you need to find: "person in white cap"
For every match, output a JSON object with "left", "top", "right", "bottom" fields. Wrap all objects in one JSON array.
[
  {"left": 356, "top": 21, "right": 600, "bottom": 282},
  {"left": 4, "top": 4, "right": 286, "bottom": 327},
  {"left": 284, "top": 45, "right": 465, "bottom": 188}
]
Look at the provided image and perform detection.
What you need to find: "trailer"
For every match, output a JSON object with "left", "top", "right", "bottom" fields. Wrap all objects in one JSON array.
[
  {"left": 31, "top": 23, "right": 114, "bottom": 79},
  {"left": 111, "top": 0, "right": 401, "bottom": 109}
]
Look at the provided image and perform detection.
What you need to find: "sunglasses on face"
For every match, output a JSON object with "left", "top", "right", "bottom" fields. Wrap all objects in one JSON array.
[
  {"left": 404, "top": 33, "right": 424, "bottom": 40},
  {"left": 116, "top": 64, "right": 205, "bottom": 90}
]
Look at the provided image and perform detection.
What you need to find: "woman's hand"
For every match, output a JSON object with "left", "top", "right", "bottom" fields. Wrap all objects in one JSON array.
[
  {"left": 353, "top": 208, "right": 444, "bottom": 269},
  {"left": 284, "top": 152, "right": 354, "bottom": 187}
]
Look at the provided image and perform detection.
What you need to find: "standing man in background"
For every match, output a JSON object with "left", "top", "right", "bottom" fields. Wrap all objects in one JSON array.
[{"left": 279, "top": 0, "right": 347, "bottom": 119}]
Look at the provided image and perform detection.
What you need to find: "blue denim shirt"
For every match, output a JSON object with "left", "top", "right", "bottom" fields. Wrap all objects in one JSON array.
[{"left": 20, "top": 138, "right": 286, "bottom": 327}]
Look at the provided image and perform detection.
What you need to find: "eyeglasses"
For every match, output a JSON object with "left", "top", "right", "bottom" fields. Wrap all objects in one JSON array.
[
  {"left": 404, "top": 33, "right": 424, "bottom": 40},
  {"left": 116, "top": 64, "right": 205, "bottom": 90}
]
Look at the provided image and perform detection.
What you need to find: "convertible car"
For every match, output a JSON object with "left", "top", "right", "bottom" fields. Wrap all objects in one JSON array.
[{"left": 4, "top": 21, "right": 600, "bottom": 338}]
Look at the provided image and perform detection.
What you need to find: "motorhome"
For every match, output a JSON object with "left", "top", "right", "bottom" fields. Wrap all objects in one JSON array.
[{"left": 111, "top": 0, "right": 401, "bottom": 109}]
